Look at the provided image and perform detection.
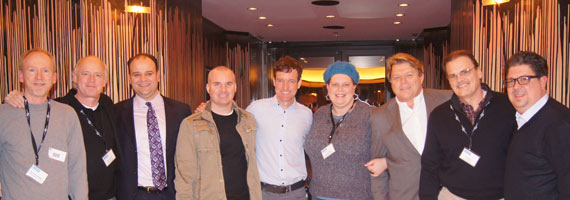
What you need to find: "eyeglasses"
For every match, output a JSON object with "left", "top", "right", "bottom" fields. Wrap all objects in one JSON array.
[
  {"left": 503, "top": 75, "right": 542, "bottom": 88},
  {"left": 447, "top": 67, "right": 474, "bottom": 80}
]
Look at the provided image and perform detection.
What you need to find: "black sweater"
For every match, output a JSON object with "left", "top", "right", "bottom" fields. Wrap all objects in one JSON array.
[
  {"left": 420, "top": 86, "right": 516, "bottom": 200},
  {"left": 505, "top": 98, "right": 570, "bottom": 200},
  {"left": 56, "top": 89, "right": 122, "bottom": 200}
]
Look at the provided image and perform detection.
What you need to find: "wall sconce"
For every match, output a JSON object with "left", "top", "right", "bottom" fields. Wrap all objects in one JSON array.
[
  {"left": 126, "top": 5, "right": 150, "bottom": 14},
  {"left": 482, "top": 0, "right": 510, "bottom": 6}
]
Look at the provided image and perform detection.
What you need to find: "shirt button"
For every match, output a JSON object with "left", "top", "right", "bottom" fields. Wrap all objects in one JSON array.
[
  {"left": 281, "top": 169, "right": 283, "bottom": 171},
  {"left": 281, "top": 125, "right": 284, "bottom": 127},
  {"left": 280, "top": 154, "right": 283, "bottom": 157},
  {"left": 284, "top": 111, "right": 286, "bottom": 113},
  {"left": 279, "top": 140, "right": 282, "bottom": 142}
]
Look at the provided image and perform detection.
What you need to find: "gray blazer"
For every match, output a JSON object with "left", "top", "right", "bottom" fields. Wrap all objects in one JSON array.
[{"left": 370, "top": 89, "right": 452, "bottom": 200}]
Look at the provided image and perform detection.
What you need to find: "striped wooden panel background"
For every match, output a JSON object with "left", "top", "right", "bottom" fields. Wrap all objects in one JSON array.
[
  {"left": 1, "top": 0, "right": 169, "bottom": 103},
  {"left": 423, "top": 41, "right": 449, "bottom": 89},
  {"left": 472, "top": 0, "right": 569, "bottom": 106}
]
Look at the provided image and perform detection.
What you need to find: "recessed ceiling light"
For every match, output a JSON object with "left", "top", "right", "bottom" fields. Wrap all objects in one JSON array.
[
  {"left": 267, "top": 24, "right": 274, "bottom": 27},
  {"left": 396, "top": 13, "right": 405, "bottom": 17},
  {"left": 326, "top": 15, "right": 335, "bottom": 18},
  {"left": 393, "top": 21, "right": 401, "bottom": 24},
  {"left": 399, "top": 3, "right": 409, "bottom": 7},
  {"left": 323, "top": 25, "right": 344, "bottom": 29},
  {"left": 311, "top": 0, "right": 340, "bottom": 6},
  {"left": 268, "top": 41, "right": 272, "bottom": 44},
  {"left": 396, "top": 39, "right": 400, "bottom": 41},
  {"left": 248, "top": 7, "right": 258, "bottom": 11},
  {"left": 258, "top": 16, "right": 267, "bottom": 20}
]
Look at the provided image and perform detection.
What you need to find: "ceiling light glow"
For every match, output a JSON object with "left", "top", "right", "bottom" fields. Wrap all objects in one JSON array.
[
  {"left": 399, "top": 3, "right": 409, "bottom": 7},
  {"left": 326, "top": 15, "right": 335, "bottom": 18},
  {"left": 393, "top": 21, "right": 401, "bottom": 24},
  {"left": 258, "top": 16, "right": 267, "bottom": 20},
  {"left": 267, "top": 24, "right": 274, "bottom": 27},
  {"left": 248, "top": 7, "right": 258, "bottom": 11},
  {"left": 396, "top": 13, "right": 405, "bottom": 17}
]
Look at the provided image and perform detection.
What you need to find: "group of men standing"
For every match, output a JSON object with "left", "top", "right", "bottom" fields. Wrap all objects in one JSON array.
[
  {"left": 0, "top": 47, "right": 568, "bottom": 200},
  {"left": 0, "top": 49, "right": 313, "bottom": 200},
  {"left": 370, "top": 50, "right": 570, "bottom": 200}
]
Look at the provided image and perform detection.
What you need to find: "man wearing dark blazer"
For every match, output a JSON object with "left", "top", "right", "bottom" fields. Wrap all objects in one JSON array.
[
  {"left": 115, "top": 54, "right": 192, "bottom": 200},
  {"left": 367, "top": 53, "right": 451, "bottom": 200},
  {"left": 503, "top": 51, "right": 570, "bottom": 200}
]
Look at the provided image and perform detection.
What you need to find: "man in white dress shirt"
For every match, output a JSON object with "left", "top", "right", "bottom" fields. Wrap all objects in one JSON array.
[{"left": 246, "top": 56, "right": 313, "bottom": 200}]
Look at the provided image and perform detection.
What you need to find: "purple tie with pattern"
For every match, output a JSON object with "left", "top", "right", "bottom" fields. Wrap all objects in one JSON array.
[{"left": 146, "top": 102, "right": 167, "bottom": 190}]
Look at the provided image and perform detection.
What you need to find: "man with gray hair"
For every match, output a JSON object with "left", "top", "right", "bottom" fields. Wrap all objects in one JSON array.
[
  {"left": 5, "top": 55, "right": 121, "bottom": 200},
  {"left": 0, "top": 48, "right": 88, "bottom": 199}
]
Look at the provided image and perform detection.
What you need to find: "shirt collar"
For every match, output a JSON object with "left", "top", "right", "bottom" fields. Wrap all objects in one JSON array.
[
  {"left": 271, "top": 95, "right": 298, "bottom": 110},
  {"left": 515, "top": 93, "right": 549, "bottom": 127},
  {"left": 134, "top": 93, "right": 164, "bottom": 110},
  {"left": 395, "top": 89, "right": 424, "bottom": 110}
]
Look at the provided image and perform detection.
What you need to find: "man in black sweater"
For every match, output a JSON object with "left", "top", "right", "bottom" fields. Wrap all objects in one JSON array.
[
  {"left": 4, "top": 56, "right": 121, "bottom": 200},
  {"left": 420, "top": 50, "right": 516, "bottom": 200},
  {"left": 503, "top": 51, "right": 570, "bottom": 200}
]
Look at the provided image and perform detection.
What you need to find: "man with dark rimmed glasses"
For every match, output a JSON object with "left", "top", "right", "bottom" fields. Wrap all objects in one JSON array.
[
  {"left": 420, "top": 50, "right": 516, "bottom": 200},
  {"left": 503, "top": 51, "right": 570, "bottom": 200}
]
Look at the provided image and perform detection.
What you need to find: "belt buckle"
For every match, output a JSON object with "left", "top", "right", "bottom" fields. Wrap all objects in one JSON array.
[{"left": 145, "top": 187, "right": 153, "bottom": 193}]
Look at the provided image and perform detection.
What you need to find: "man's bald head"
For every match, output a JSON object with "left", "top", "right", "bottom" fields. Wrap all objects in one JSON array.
[
  {"left": 208, "top": 66, "right": 235, "bottom": 83},
  {"left": 74, "top": 56, "right": 107, "bottom": 79},
  {"left": 72, "top": 56, "right": 108, "bottom": 102}
]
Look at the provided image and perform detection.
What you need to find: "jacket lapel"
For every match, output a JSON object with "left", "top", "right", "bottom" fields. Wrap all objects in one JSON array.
[{"left": 389, "top": 99, "right": 422, "bottom": 156}]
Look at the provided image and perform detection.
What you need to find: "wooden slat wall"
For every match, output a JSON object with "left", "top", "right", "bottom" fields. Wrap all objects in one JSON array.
[
  {"left": 0, "top": 0, "right": 170, "bottom": 103},
  {"left": 470, "top": 0, "right": 569, "bottom": 107}
]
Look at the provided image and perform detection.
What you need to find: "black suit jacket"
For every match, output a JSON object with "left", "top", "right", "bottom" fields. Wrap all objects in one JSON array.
[
  {"left": 115, "top": 95, "right": 192, "bottom": 200},
  {"left": 505, "top": 98, "right": 570, "bottom": 200}
]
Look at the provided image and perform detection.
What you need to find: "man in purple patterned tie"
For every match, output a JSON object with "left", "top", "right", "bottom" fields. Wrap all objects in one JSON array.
[{"left": 115, "top": 53, "right": 192, "bottom": 200}]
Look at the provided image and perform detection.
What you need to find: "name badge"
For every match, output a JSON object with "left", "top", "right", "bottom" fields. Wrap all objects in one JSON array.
[
  {"left": 48, "top": 147, "right": 67, "bottom": 162},
  {"left": 321, "top": 144, "right": 336, "bottom": 159},
  {"left": 26, "top": 165, "right": 48, "bottom": 184},
  {"left": 102, "top": 149, "right": 116, "bottom": 167},
  {"left": 459, "top": 148, "right": 480, "bottom": 167}
]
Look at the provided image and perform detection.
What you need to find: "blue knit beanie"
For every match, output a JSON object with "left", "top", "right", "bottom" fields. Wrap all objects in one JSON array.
[{"left": 323, "top": 61, "right": 360, "bottom": 84}]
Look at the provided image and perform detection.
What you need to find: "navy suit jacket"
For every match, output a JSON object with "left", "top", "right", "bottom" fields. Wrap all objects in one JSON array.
[{"left": 115, "top": 95, "right": 192, "bottom": 200}]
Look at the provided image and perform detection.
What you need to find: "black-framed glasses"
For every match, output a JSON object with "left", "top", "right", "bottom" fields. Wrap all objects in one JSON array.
[
  {"left": 503, "top": 75, "right": 542, "bottom": 87},
  {"left": 447, "top": 67, "right": 474, "bottom": 80}
]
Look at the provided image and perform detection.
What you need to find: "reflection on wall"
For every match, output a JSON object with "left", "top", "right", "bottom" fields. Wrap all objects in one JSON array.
[
  {"left": 453, "top": 0, "right": 570, "bottom": 106},
  {"left": 0, "top": 0, "right": 170, "bottom": 103}
]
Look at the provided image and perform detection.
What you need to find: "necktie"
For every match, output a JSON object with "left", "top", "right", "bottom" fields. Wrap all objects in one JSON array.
[{"left": 146, "top": 102, "right": 167, "bottom": 190}]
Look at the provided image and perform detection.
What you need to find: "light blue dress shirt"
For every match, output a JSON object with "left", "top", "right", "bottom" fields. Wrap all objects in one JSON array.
[{"left": 246, "top": 96, "right": 313, "bottom": 186}]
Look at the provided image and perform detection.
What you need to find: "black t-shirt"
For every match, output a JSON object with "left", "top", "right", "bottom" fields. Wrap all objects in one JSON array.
[{"left": 212, "top": 110, "right": 250, "bottom": 200}]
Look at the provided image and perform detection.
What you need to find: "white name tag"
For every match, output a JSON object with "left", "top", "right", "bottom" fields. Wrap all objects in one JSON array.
[
  {"left": 459, "top": 148, "right": 480, "bottom": 167},
  {"left": 321, "top": 144, "right": 336, "bottom": 159},
  {"left": 102, "top": 149, "right": 116, "bottom": 167},
  {"left": 48, "top": 147, "right": 67, "bottom": 162},
  {"left": 26, "top": 165, "right": 48, "bottom": 184}
]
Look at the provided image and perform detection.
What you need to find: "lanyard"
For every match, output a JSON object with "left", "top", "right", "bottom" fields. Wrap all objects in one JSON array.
[
  {"left": 24, "top": 97, "right": 51, "bottom": 165},
  {"left": 79, "top": 109, "right": 109, "bottom": 149},
  {"left": 327, "top": 100, "right": 356, "bottom": 144},
  {"left": 449, "top": 101, "right": 489, "bottom": 150}
]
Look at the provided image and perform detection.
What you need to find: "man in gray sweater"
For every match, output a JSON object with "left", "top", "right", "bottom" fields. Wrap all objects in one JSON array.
[{"left": 0, "top": 48, "right": 88, "bottom": 199}]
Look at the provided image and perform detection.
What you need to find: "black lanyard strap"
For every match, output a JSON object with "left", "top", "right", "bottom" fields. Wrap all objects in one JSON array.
[
  {"left": 328, "top": 100, "right": 357, "bottom": 144},
  {"left": 79, "top": 109, "right": 109, "bottom": 149},
  {"left": 449, "top": 101, "right": 489, "bottom": 150},
  {"left": 24, "top": 97, "right": 51, "bottom": 166}
]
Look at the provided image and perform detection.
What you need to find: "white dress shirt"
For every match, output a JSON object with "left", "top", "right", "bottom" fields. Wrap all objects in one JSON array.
[
  {"left": 396, "top": 90, "right": 428, "bottom": 155},
  {"left": 515, "top": 94, "right": 549, "bottom": 129},
  {"left": 133, "top": 94, "right": 168, "bottom": 187},
  {"left": 246, "top": 96, "right": 313, "bottom": 186}
]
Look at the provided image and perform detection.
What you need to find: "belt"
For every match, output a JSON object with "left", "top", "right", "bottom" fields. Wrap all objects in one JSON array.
[
  {"left": 138, "top": 186, "right": 166, "bottom": 193},
  {"left": 261, "top": 180, "right": 306, "bottom": 194}
]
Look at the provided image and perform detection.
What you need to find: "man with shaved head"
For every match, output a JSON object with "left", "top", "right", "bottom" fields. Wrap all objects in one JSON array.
[
  {"left": 0, "top": 48, "right": 88, "bottom": 199},
  {"left": 175, "top": 66, "right": 262, "bottom": 199},
  {"left": 5, "top": 55, "right": 121, "bottom": 199}
]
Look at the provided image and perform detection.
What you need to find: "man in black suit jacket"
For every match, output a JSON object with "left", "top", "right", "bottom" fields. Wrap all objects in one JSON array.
[
  {"left": 115, "top": 54, "right": 191, "bottom": 200},
  {"left": 504, "top": 51, "right": 570, "bottom": 200}
]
